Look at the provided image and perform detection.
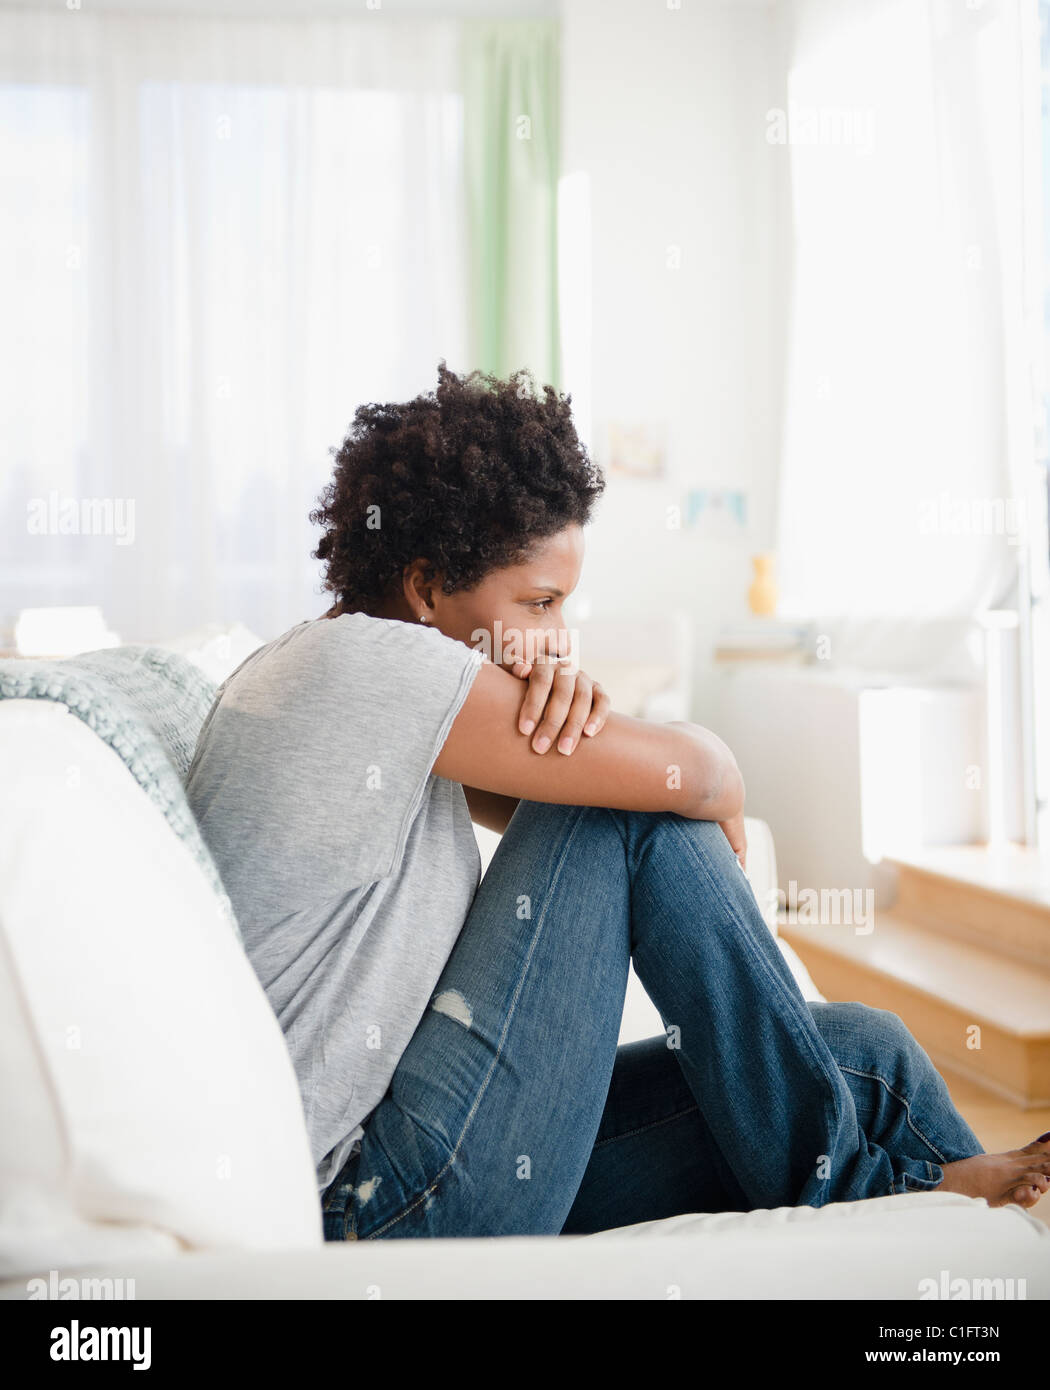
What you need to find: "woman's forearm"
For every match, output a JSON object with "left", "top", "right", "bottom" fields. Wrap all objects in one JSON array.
[{"left": 434, "top": 660, "right": 742, "bottom": 822}]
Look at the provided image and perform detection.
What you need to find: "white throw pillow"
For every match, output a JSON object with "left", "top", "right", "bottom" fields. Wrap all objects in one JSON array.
[
  {"left": 154, "top": 621, "right": 266, "bottom": 687},
  {"left": 0, "top": 701, "right": 322, "bottom": 1281}
]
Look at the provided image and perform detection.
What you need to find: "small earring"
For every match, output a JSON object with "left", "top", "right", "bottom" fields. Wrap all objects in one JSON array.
[{"left": 419, "top": 613, "right": 428, "bottom": 624}]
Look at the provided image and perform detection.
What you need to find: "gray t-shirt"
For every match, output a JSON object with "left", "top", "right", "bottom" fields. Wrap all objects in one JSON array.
[{"left": 184, "top": 611, "right": 485, "bottom": 1192}]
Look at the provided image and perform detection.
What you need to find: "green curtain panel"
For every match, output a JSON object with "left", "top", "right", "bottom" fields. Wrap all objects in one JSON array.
[{"left": 462, "top": 19, "right": 561, "bottom": 390}]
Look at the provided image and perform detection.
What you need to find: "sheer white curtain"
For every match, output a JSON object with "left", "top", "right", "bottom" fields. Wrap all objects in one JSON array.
[
  {"left": 0, "top": 9, "right": 469, "bottom": 643},
  {"left": 774, "top": 0, "right": 1043, "bottom": 672}
]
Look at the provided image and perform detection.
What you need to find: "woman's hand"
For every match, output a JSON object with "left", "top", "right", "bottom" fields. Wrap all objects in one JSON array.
[
  {"left": 719, "top": 809, "right": 748, "bottom": 872},
  {"left": 510, "top": 654, "right": 611, "bottom": 756}
]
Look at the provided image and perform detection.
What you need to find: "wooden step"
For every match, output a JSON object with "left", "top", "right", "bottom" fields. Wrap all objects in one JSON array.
[
  {"left": 778, "top": 911, "right": 1050, "bottom": 1108},
  {"left": 886, "top": 849, "right": 1050, "bottom": 969}
]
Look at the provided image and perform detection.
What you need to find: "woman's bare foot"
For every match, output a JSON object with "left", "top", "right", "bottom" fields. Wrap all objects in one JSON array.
[{"left": 935, "top": 1135, "right": 1050, "bottom": 1208}]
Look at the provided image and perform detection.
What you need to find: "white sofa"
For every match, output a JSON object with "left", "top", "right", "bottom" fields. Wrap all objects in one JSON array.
[{"left": 0, "top": 635, "right": 1047, "bottom": 1302}]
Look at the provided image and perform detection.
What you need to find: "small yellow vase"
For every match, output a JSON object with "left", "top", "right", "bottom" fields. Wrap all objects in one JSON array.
[{"left": 748, "top": 553, "right": 778, "bottom": 616}]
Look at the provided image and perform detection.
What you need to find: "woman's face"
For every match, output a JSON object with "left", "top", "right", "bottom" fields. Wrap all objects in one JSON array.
[{"left": 412, "top": 523, "right": 585, "bottom": 669}]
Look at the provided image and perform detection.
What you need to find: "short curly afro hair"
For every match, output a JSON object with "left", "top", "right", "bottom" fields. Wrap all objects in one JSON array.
[{"left": 310, "top": 360, "right": 605, "bottom": 615}]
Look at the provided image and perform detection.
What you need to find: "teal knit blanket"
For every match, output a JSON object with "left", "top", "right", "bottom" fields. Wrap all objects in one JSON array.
[{"left": 0, "top": 645, "right": 242, "bottom": 943}]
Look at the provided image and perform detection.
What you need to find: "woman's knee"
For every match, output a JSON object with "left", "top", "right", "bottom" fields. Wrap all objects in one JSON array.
[
  {"left": 514, "top": 801, "right": 728, "bottom": 853},
  {"left": 627, "top": 811, "right": 746, "bottom": 893},
  {"left": 810, "top": 1000, "right": 924, "bottom": 1072},
  {"left": 505, "top": 797, "right": 614, "bottom": 844},
  {"left": 613, "top": 807, "right": 731, "bottom": 852}
]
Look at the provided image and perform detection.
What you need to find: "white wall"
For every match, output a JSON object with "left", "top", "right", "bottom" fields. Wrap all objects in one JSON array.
[
  {"left": 559, "top": 1, "right": 1008, "bottom": 889},
  {"left": 560, "top": 0, "right": 787, "bottom": 692},
  {"left": 709, "top": 664, "right": 988, "bottom": 900}
]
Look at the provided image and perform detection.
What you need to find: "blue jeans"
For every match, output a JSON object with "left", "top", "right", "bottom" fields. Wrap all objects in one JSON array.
[{"left": 321, "top": 800, "right": 983, "bottom": 1240}]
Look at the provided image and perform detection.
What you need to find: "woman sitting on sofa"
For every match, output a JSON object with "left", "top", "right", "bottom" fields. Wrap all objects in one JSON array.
[{"left": 184, "top": 361, "right": 1050, "bottom": 1241}]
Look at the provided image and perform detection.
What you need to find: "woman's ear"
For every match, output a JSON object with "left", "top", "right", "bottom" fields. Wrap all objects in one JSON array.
[{"left": 401, "top": 558, "right": 439, "bottom": 619}]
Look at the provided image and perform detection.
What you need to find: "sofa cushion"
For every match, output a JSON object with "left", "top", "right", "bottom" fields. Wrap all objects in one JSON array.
[
  {"left": 0, "top": 647, "right": 233, "bottom": 935},
  {"left": 2, "top": 1191, "right": 1044, "bottom": 1300},
  {"left": 0, "top": 701, "right": 323, "bottom": 1281}
]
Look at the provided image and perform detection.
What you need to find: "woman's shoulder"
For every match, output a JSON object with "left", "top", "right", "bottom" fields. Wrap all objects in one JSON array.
[
  {"left": 216, "top": 614, "right": 483, "bottom": 724},
  {"left": 307, "top": 611, "right": 484, "bottom": 674}
]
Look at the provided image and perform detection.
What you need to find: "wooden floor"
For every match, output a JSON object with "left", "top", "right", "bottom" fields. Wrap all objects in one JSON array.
[{"left": 939, "top": 1061, "right": 1050, "bottom": 1226}]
